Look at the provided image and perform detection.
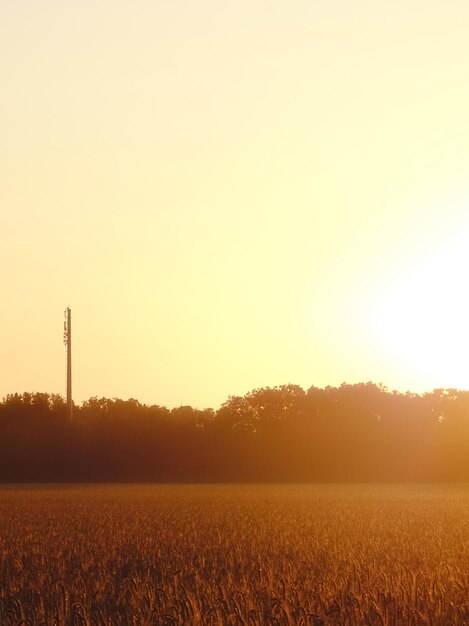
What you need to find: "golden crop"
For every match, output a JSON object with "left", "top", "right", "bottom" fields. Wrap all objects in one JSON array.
[{"left": 0, "top": 485, "right": 468, "bottom": 625}]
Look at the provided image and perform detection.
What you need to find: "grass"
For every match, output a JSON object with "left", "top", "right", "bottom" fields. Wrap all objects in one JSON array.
[{"left": 1, "top": 484, "right": 469, "bottom": 625}]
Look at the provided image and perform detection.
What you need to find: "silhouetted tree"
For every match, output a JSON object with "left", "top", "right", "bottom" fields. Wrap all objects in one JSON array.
[{"left": 1, "top": 383, "right": 469, "bottom": 482}]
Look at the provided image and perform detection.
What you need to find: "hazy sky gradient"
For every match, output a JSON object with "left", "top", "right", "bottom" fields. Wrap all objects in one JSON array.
[{"left": 2, "top": 1, "right": 469, "bottom": 408}]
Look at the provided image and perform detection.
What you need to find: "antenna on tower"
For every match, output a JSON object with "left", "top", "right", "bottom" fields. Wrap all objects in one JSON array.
[{"left": 64, "top": 307, "right": 72, "bottom": 419}]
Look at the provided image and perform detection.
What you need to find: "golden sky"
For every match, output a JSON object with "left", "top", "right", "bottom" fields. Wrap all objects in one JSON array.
[{"left": 2, "top": 1, "right": 469, "bottom": 408}]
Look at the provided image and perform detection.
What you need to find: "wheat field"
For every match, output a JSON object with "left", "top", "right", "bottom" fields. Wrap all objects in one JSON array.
[{"left": 1, "top": 484, "right": 469, "bottom": 625}]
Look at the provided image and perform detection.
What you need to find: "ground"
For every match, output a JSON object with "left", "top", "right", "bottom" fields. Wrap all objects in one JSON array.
[{"left": 1, "top": 484, "right": 468, "bottom": 625}]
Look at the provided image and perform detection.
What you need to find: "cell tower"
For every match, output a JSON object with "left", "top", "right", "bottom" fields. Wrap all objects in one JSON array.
[{"left": 63, "top": 307, "right": 72, "bottom": 419}]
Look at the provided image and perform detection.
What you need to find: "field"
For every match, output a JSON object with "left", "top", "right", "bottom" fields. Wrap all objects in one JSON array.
[{"left": 1, "top": 485, "right": 469, "bottom": 625}]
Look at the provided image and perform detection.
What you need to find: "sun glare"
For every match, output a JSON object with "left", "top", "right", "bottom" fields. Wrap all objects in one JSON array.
[{"left": 372, "top": 228, "right": 469, "bottom": 390}]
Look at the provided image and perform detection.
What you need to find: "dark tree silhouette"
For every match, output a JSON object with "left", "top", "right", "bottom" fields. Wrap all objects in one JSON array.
[{"left": 0, "top": 384, "right": 466, "bottom": 482}]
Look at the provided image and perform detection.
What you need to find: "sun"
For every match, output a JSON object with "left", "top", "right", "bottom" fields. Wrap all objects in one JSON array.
[{"left": 371, "top": 229, "right": 469, "bottom": 390}]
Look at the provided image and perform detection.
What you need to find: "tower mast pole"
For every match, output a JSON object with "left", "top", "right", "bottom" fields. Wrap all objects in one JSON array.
[{"left": 64, "top": 307, "right": 72, "bottom": 419}]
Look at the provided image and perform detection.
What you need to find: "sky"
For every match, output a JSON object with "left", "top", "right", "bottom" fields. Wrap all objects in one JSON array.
[{"left": 2, "top": 1, "right": 469, "bottom": 409}]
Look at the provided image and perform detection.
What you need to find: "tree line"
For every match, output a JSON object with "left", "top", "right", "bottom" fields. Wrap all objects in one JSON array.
[{"left": 1, "top": 383, "right": 469, "bottom": 482}]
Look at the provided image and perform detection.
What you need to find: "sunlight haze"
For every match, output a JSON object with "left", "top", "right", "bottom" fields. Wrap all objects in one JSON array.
[{"left": 2, "top": 0, "right": 469, "bottom": 408}]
